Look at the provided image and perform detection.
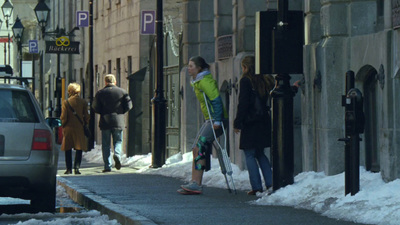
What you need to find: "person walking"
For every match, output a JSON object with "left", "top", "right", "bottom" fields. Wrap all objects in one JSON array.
[
  {"left": 60, "top": 83, "right": 90, "bottom": 175},
  {"left": 92, "top": 74, "right": 132, "bottom": 172},
  {"left": 178, "top": 56, "right": 228, "bottom": 195},
  {"left": 233, "top": 55, "right": 274, "bottom": 195}
]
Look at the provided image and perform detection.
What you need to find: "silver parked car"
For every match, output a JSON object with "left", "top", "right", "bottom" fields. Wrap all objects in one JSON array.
[{"left": 0, "top": 84, "right": 59, "bottom": 212}]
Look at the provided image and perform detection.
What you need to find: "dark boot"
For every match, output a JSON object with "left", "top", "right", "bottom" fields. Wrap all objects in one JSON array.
[
  {"left": 74, "top": 150, "right": 82, "bottom": 175},
  {"left": 64, "top": 150, "right": 72, "bottom": 174}
]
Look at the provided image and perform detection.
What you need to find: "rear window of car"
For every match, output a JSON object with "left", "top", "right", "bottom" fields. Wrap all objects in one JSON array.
[{"left": 0, "top": 89, "right": 39, "bottom": 122}]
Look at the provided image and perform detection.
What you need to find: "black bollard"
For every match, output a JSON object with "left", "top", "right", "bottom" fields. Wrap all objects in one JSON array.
[
  {"left": 344, "top": 71, "right": 355, "bottom": 195},
  {"left": 346, "top": 88, "right": 364, "bottom": 195},
  {"left": 339, "top": 71, "right": 364, "bottom": 195},
  {"left": 271, "top": 74, "right": 295, "bottom": 190}
]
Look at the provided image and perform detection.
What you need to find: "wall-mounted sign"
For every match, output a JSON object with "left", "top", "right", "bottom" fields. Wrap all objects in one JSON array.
[
  {"left": 141, "top": 10, "right": 155, "bottom": 35},
  {"left": 77, "top": 10, "right": 89, "bottom": 27},
  {"left": 46, "top": 36, "right": 80, "bottom": 54}
]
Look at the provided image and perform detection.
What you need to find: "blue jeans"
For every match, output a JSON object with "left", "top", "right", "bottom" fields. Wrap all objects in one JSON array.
[
  {"left": 244, "top": 148, "right": 272, "bottom": 191},
  {"left": 102, "top": 129, "right": 123, "bottom": 170}
]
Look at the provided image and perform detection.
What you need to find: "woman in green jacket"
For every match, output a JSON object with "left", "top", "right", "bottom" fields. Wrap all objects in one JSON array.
[{"left": 178, "top": 56, "right": 227, "bottom": 195}]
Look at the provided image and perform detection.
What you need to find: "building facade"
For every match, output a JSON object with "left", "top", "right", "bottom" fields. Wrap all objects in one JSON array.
[
  {"left": 30, "top": 0, "right": 400, "bottom": 182},
  {"left": 303, "top": 0, "right": 400, "bottom": 182}
]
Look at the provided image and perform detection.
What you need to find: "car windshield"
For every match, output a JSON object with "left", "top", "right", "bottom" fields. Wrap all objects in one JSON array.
[{"left": 0, "top": 89, "right": 38, "bottom": 123}]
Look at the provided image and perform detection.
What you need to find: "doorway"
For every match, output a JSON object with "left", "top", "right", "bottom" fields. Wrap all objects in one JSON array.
[{"left": 363, "top": 68, "right": 380, "bottom": 172}]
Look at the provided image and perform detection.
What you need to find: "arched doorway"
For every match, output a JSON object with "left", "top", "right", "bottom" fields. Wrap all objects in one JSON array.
[{"left": 358, "top": 65, "right": 379, "bottom": 172}]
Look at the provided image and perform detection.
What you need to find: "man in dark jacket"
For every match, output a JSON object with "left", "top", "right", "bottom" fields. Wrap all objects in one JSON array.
[{"left": 92, "top": 74, "right": 133, "bottom": 172}]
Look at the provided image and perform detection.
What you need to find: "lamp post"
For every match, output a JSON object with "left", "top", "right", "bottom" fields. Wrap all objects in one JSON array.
[
  {"left": 0, "top": 19, "right": 5, "bottom": 65},
  {"left": 88, "top": 0, "right": 94, "bottom": 150},
  {"left": 34, "top": 0, "right": 55, "bottom": 116},
  {"left": 34, "top": 1, "right": 78, "bottom": 118},
  {"left": 12, "top": 16, "right": 24, "bottom": 78},
  {"left": 2, "top": 0, "right": 13, "bottom": 65},
  {"left": 2, "top": 0, "right": 13, "bottom": 28},
  {"left": 34, "top": 0, "right": 50, "bottom": 38},
  {"left": 151, "top": 0, "right": 166, "bottom": 168}
]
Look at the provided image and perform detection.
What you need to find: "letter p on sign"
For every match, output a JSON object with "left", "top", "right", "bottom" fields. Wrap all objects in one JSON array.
[
  {"left": 141, "top": 11, "right": 155, "bottom": 35},
  {"left": 77, "top": 11, "right": 89, "bottom": 27},
  {"left": 29, "top": 40, "right": 38, "bottom": 54}
]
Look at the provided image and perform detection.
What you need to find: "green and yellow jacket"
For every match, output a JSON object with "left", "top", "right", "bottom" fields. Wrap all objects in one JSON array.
[{"left": 191, "top": 71, "right": 228, "bottom": 123}]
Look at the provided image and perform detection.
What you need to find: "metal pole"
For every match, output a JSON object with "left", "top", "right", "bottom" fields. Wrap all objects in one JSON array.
[
  {"left": 40, "top": 52, "right": 44, "bottom": 113},
  {"left": 88, "top": 0, "right": 95, "bottom": 150},
  {"left": 344, "top": 71, "right": 354, "bottom": 195},
  {"left": 271, "top": 0, "right": 294, "bottom": 191},
  {"left": 8, "top": 33, "right": 10, "bottom": 65},
  {"left": 277, "top": 0, "right": 288, "bottom": 26},
  {"left": 151, "top": 0, "right": 166, "bottom": 168},
  {"left": 56, "top": 53, "right": 61, "bottom": 117},
  {"left": 32, "top": 55, "right": 35, "bottom": 93},
  {"left": 19, "top": 41, "right": 22, "bottom": 78},
  {"left": 4, "top": 43, "right": 6, "bottom": 64},
  {"left": 350, "top": 131, "right": 360, "bottom": 195}
]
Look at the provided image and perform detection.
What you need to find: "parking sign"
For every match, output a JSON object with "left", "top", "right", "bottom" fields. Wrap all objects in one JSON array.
[
  {"left": 29, "top": 40, "right": 38, "bottom": 54},
  {"left": 77, "top": 11, "right": 89, "bottom": 27},
  {"left": 141, "top": 11, "right": 155, "bottom": 35}
]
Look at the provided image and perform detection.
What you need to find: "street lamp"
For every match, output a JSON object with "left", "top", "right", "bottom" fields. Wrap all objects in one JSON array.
[
  {"left": 34, "top": 0, "right": 50, "bottom": 38},
  {"left": 1, "top": 0, "right": 13, "bottom": 28},
  {"left": 2, "top": 0, "right": 13, "bottom": 65},
  {"left": 12, "top": 16, "right": 24, "bottom": 77}
]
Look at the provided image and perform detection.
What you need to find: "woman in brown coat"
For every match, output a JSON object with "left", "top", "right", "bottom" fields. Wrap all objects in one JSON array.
[{"left": 60, "top": 83, "right": 90, "bottom": 174}]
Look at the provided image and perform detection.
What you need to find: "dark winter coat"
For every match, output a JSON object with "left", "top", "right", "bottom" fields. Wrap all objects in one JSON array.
[
  {"left": 92, "top": 84, "right": 133, "bottom": 130},
  {"left": 233, "top": 76, "right": 271, "bottom": 150},
  {"left": 60, "top": 95, "right": 90, "bottom": 151}
]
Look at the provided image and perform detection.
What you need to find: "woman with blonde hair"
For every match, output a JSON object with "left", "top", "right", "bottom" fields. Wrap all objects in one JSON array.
[
  {"left": 60, "top": 83, "right": 90, "bottom": 175},
  {"left": 233, "top": 55, "right": 274, "bottom": 195}
]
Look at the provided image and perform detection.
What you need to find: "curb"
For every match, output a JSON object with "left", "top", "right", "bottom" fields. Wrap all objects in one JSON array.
[{"left": 57, "top": 177, "right": 157, "bottom": 225}]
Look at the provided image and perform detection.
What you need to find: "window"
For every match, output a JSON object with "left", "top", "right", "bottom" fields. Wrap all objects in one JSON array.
[
  {"left": 127, "top": 56, "right": 132, "bottom": 76},
  {"left": 108, "top": 60, "right": 112, "bottom": 74},
  {"left": 116, "top": 58, "right": 121, "bottom": 85},
  {"left": 377, "top": 0, "right": 384, "bottom": 17},
  {"left": 106, "top": 0, "right": 111, "bottom": 10},
  {"left": 95, "top": 64, "right": 99, "bottom": 86},
  {"left": 73, "top": 69, "right": 77, "bottom": 82},
  {"left": 94, "top": 0, "right": 98, "bottom": 20},
  {"left": 0, "top": 90, "right": 38, "bottom": 122}
]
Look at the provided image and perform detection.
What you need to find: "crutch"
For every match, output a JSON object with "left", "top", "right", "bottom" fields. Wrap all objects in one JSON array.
[
  {"left": 191, "top": 122, "right": 208, "bottom": 149},
  {"left": 203, "top": 92, "right": 237, "bottom": 194}
]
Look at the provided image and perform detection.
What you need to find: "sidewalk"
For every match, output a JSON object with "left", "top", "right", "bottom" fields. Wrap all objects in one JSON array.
[{"left": 56, "top": 150, "right": 365, "bottom": 225}]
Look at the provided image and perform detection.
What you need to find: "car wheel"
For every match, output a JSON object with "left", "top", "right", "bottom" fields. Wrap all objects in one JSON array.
[{"left": 31, "top": 181, "right": 56, "bottom": 213}]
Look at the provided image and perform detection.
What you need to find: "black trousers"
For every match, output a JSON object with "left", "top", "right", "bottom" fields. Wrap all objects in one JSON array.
[{"left": 65, "top": 150, "right": 82, "bottom": 170}]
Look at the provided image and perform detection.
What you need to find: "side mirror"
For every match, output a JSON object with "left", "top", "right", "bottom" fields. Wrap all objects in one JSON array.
[{"left": 45, "top": 117, "right": 61, "bottom": 128}]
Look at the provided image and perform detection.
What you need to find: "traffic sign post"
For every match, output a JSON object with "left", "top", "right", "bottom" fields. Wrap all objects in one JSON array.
[{"left": 141, "top": 11, "right": 155, "bottom": 35}]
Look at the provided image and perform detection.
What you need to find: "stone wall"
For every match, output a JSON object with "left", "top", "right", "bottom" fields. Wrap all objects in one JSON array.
[{"left": 303, "top": 0, "right": 400, "bottom": 181}]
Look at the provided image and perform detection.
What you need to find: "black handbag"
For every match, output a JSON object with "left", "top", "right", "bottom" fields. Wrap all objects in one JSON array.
[{"left": 66, "top": 100, "right": 91, "bottom": 138}]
